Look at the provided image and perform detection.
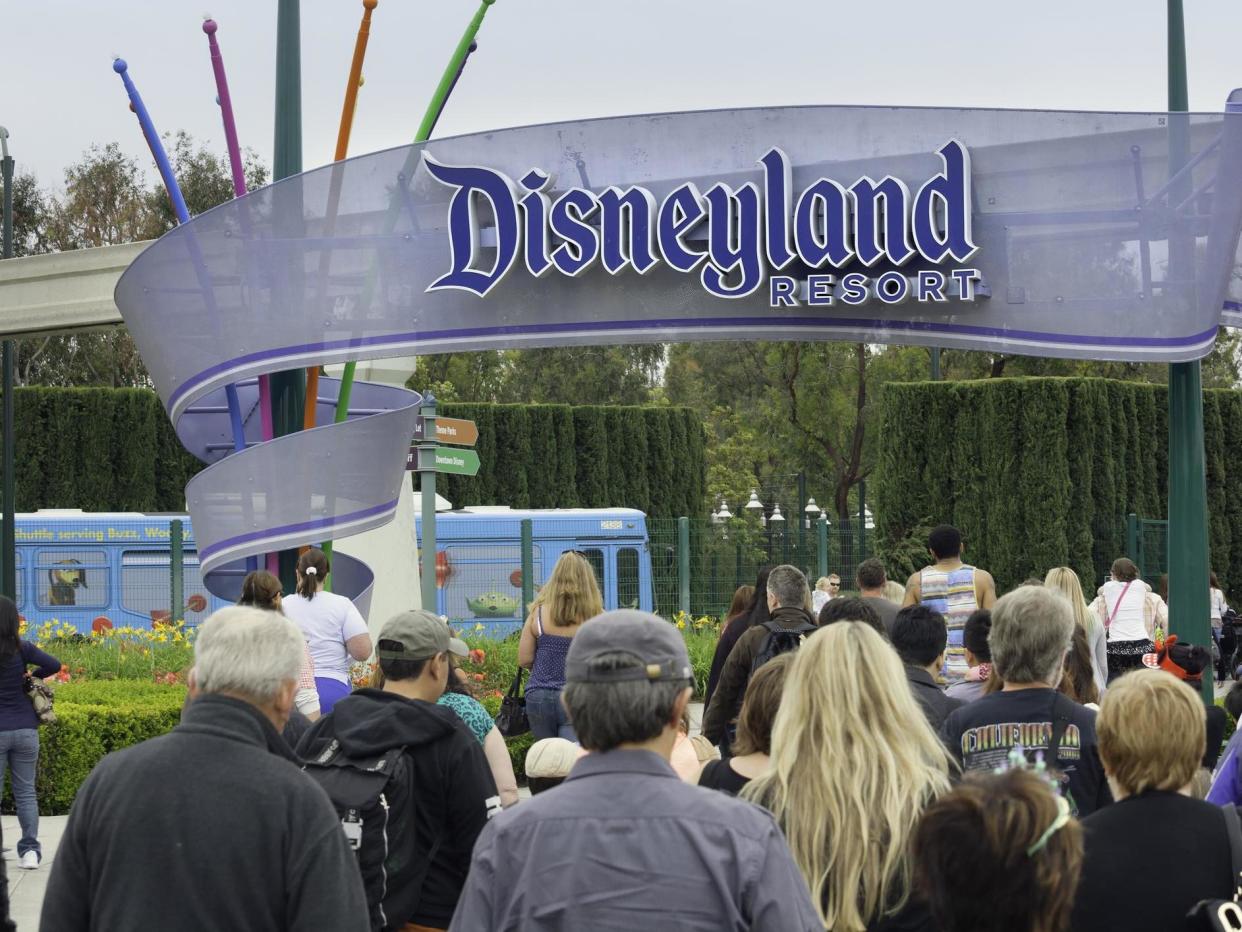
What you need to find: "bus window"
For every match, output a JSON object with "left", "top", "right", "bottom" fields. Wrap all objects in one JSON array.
[
  {"left": 617, "top": 547, "right": 640, "bottom": 611},
  {"left": 122, "top": 551, "right": 211, "bottom": 624},
  {"left": 576, "top": 549, "right": 605, "bottom": 599},
  {"left": 36, "top": 550, "right": 109, "bottom": 609},
  {"left": 440, "top": 545, "right": 541, "bottom": 624}
]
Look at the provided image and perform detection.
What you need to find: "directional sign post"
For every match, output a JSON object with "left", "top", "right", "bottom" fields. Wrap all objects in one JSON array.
[
  {"left": 412, "top": 416, "right": 478, "bottom": 447},
  {"left": 433, "top": 448, "right": 480, "bottom": 476}
]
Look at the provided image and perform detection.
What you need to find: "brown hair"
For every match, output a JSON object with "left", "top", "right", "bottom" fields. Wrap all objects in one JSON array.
[
  {"left": 296, "top": 548, "right": 330, "bottom": 599},
  {"left": 914, "top": 769, "right": 1083, "bottom": 932},
  {"left": 732, "top": 652, "right": 793, "bottom": 757},
  {"left": 1111, "top": 557, "right": 1139, "bottom": 582},
  {"left": 1058, "top": 623, "right": 1099, "bottom": 706},
  {"left": 1097, "top": 670, "right": 1205, "bottom": 796},
  {"left": 238, "top": 570, "right": 282, "bottom": 612},
  {"left": 726, "top": 585, "right": 755, "bottom": 622},
  {"left": 531, "top": 551, "right": 603, "bottom": 627}
]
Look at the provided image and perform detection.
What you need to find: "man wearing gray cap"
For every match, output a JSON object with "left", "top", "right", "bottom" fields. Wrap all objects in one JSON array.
[
  {"left": 298, "top": 610, "right": 498, "bottom": 932},
  {"left": 449, "top": 610, "right": 821, "bottom": 932}
]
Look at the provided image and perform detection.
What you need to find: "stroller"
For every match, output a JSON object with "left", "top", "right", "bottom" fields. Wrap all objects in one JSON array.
[{"left": 1218, "top": 608, "right": 1242, "bottom": 681}]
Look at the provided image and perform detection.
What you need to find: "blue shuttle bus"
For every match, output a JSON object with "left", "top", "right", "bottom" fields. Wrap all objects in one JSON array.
[
  {"left": 8, "top": 511, "right": 228, "bottom": 633},
  {"left": 415, "top": 507, "right": 654, "bottom": 636}
]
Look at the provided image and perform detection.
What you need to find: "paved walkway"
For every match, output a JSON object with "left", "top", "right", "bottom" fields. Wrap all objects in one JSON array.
[{"left": 6, "top": 814, "right": 66, "bottom": 930}]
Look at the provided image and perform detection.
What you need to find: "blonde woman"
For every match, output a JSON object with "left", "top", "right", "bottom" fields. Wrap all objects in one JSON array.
[
  {"left": 743, "top": 622, "right": 953, "bottom": 931},
  {"left": 518, "top": 551, "right": 604, "bottom": 740},
  {"left": 1045, "top": 566, "right": 1107, "bottom": 695}
]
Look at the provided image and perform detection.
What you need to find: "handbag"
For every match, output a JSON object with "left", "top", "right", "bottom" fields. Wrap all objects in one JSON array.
[
  {"left": 494, "top": 668, "right": 530, "bottom": 738},
  {"left": 22, "top": 673, "right": 56, "bottom": 726},
  {"left": 1186, "top": 806, "right": 1242, "bottom": 930}
]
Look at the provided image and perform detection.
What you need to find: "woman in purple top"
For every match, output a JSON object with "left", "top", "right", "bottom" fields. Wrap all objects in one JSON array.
[
  {"left": 518, "top": 552, "right": 603, "bottom": 741},
  {"left": 0, "top": 597, "right": 59, "bottom": 870}
]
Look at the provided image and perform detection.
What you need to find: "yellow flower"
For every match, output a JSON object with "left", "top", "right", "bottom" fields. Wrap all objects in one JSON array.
[{"left": 675, "top": 616, "right": 686, "bottom": 630}]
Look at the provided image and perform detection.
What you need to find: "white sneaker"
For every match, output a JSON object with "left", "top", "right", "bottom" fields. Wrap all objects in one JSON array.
[{"left": 19, "top": 852, "right": 37, "bottom": 870}]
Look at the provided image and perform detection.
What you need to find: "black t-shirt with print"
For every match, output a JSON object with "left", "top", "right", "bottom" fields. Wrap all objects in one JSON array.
[{"left": 941, "top": 688, "right": 1112, "bottom": 817}]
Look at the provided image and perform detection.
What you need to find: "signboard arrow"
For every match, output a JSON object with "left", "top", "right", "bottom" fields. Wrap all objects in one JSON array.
[
  {"left": 412, "top": 417, "right": 478, "bottom": 446},
  {"left": 407, "top": 446, "right": 481, "bottom": 476}
]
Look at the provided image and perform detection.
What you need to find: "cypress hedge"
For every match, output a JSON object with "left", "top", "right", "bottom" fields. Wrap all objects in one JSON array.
[
  {"left": 875, "top": 377, "right": 1242, "bottom": 598},
  {"left": 0, "top": 389, "right": 705, "bottom": 520}
]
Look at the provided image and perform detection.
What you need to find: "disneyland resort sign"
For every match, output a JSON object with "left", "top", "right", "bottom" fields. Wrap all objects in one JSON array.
[{"left": 424, "top": 141, "right": 981, "bottom": 308}]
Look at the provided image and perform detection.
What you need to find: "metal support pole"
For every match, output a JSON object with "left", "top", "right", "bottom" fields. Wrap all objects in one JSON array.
[
  {"left": 272, "top": 0, "right": 306, "bottom": 592},
  {"left": 1166, "top": 0, "right": 1212, "bottom": 702},
  {"left": 1, "top": 141, "right": 14, "bottom": 604},
  {"left": 797, "top": 471, "right": 806, "bottom": 573},
  {"left": 520, "top": 519, "right": 534, "bottom": 619},
  {"left": 418, "top": 395, "right": 438, "bottom": 612},
  {"left": 930, "top": 347, "right": 941, "bottom": 380},
  {"left": 817, "top": 516, "right": 829, "bottom": 579},
  {"left": 858, "top": 480, "right": 867, "bottom": 564},
  {"left": 1126, "top": 513, "right": 1139, "bottom": 565},
  {"left": 170, "top": 519, "right": 184, "bottom": 623},
  {"left": 678, "top": 516, "right": 691, "bottom": 615}
]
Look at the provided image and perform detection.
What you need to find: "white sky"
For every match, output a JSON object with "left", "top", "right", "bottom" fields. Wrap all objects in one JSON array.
[{"left": 8, "top": 0, "right": 1242, "bottom": 188}]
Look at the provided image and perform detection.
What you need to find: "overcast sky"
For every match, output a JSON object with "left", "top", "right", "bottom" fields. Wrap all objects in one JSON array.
[{"left": 9, "top": 1, "right": 1242, "bottom": 189}]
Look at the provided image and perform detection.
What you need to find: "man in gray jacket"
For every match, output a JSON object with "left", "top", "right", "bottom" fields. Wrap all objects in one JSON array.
[
  {"left": 41, "top": 607, "right": 368, "bottom": 932},
  {"left": 449, "top": 610, "right": 821, "bottom": 932}
]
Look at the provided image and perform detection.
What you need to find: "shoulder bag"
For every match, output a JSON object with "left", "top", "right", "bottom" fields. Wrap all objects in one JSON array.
[
  {"left": 1186, "top": 806, "right": 1242, "bottom": 930},
  {"left": 22, "top": 673, "right": 55, "bottom": 726},
  {"left": 494, "top": 668, "right": 530, "bottom": 738}
]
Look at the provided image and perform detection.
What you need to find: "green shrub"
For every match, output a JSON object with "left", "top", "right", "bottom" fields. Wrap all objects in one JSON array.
[{"left": 7, "top": 681, "right": 187, "bottom": 815}]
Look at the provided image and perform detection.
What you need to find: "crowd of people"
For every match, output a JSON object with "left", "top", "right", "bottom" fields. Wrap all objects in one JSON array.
[{"left": 0, "top": 528, "right": 1233, "bottom": 930}]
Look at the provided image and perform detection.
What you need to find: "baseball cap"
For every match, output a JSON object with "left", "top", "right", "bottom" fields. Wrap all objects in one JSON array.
[
  {"left": 565, "top": 610, "right": 692, "bottom": 683},
  {"left": 524, "top": 738, "right": 585, "bottom": 779},
  {"left": 1141, "top": 634, "right": 1211, "bottom": 682},
  {"left": 376, "top": 610, "right": 468, "bottom": 661}
]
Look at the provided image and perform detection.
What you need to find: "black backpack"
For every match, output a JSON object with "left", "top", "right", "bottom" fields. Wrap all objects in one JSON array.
[
  {"left": 750, "top": 619, "right": 817, "bottom": 673},
  {"left": 303, "top": 740, "right": 438, "bottom": 931}
]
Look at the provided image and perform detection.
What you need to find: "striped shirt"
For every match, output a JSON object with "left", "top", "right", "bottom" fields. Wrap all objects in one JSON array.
[{"left": 920, "top": 565, "right": 979, "bottom": 683}]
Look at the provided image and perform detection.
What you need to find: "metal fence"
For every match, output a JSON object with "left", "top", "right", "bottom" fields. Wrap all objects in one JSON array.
[
  {"left": 647, "top": 516, "right": 873, "bottom": 618},
  {"left": 1125, "top": 513, "right": 1169, "bottom": 585}
]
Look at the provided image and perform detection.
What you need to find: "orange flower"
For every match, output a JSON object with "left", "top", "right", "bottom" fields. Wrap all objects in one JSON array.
[
  {"left": 469, "top": 648, "right": 486, "bottom": 665},
  {"left": 472, "top": 672, "right": 485, "bottom": 682}
]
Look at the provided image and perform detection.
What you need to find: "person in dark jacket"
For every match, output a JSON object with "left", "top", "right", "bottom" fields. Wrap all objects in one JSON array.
[
  {"left": 0, "top": 596, "right": 59, "bottom": 870},
  {"left": 703, "top": 565, "right": 815, "bottom": 745},
  {"left": 704, "top": 566, "right": 772, "bottom": 707},
  {"left": 40, "top": 607, "right": 368, "bottom": 932},
  {"left": 1073, "top": 670, "right": 1239, "bottom": 931},
  {"left": 298, "top": 610, "right": 499, "bottom": 932},
  {"left": 891, "top": 605, "right": 962, "bottom": 731},
  {"left": 450, "top": 610, "right": 821, "bottom": 932}
]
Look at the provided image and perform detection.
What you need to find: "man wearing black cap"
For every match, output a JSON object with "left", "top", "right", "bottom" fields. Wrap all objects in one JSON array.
[
  {"left": 449, "top": 610, "right": 821, "bottom": 932},
  {"left": 298, "top": 610, "right": 498, "bottom": 932}
]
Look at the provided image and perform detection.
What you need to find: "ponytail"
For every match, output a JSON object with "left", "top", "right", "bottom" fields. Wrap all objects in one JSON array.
[{"left": 297, "top": 548, "right": 329, "bottom": 600}]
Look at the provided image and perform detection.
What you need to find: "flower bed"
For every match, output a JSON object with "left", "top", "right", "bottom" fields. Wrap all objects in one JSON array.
[{"left": 25, "top": 619, "right": 194, "bottom": 683}]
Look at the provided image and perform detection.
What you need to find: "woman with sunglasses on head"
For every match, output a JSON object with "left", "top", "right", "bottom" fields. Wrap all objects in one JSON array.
[{"left": 518, "top": 551, "right": 604, "bottom": 741}]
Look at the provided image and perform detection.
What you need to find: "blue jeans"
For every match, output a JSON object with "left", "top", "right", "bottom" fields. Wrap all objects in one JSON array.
[
  {"left": 525, "top": 688, "right": 576, "bottom": 741},
  {"left": 0, "top": 729, "right": 39, "bottom": 858}
]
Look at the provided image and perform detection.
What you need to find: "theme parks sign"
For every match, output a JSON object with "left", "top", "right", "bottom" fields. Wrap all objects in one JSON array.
[{"left": 424, "top": 141, "right": 981, "bottom": 308}]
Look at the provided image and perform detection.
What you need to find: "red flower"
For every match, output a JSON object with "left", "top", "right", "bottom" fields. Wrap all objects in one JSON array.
[
  {"left": 472, "top": 673, "right": 485, "bottom": 682},
  {"left": 468, "top": 648, "right": 486, "bottom": 665}
]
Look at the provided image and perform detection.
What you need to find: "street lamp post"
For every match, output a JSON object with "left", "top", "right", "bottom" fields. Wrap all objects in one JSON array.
[{"left": 0, "top": 127, "right": 15, "bottom": 604}]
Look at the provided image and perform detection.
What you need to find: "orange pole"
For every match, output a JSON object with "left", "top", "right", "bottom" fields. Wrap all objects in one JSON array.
[{"left": 303, "top": 0, "right": 377, "bottom": 431}]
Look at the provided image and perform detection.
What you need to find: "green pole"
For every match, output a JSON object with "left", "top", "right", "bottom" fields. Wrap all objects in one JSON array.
[
  {"left": 930, "top": 347, "right": 941, "bottom": 380},
  {"left": 678, "top": 516, "right": 691, "bottom": 616},
  {"left": 1126, "top": 512, "right": 1139, "bottom": 564},
  {"left": 272, "top": 0, "right": 306, "bottom": 592},
  {"left": 0, "top": 136, "right": 14, "bottom": 604},
  {"left": 520, "top": 519, "right": 534, "bottom": 618},
  {"left": 817, "top": 516, "right": 829, "bottom": 579},
  {"left": 418, "top": 395, "right": 438, "bottom": 612},
  {"left": 796, "top": 472, "right": 806, "bottom": 573},
  {"left": 858, "top": 480, "right": 867, "bottom": 564},
  {"left": 170, "top": 519, "right": 184, "bottom": 623},
  {"left": 1165, "top": 0, "right": 1213, "bottom": 702}
]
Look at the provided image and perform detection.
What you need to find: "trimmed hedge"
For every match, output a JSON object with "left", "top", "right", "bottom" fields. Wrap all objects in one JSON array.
[
  {"left": 9, "top": 681, "right": 187, "bottom": 815},
  {"left": 1, "top": 390, "right": 706, "bottom": 519},
  {"left": 874, "top": 377, "right": 1242, "bottom": 597},
  {"left": 438, "top": 403, "right": 705, "bottom": 517}
]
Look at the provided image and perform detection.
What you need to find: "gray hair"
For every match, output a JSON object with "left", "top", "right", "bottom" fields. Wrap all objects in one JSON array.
[
  {"left": 562, "top": 651, "right": 690, "bottom": 752},
  {"left": 989, "top": 586, "right": 1073, "bottom": 685},
  {"left": 193, "top": 606, "right": 304, "bottom": 703},
  {"left": 767, "top": 564, "right": 810, "bottom": 609}
]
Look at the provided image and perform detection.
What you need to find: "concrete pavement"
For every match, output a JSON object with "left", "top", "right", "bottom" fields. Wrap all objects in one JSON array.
[{"left": 5, "top": 814, "right": 66, "bottom": 930}]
